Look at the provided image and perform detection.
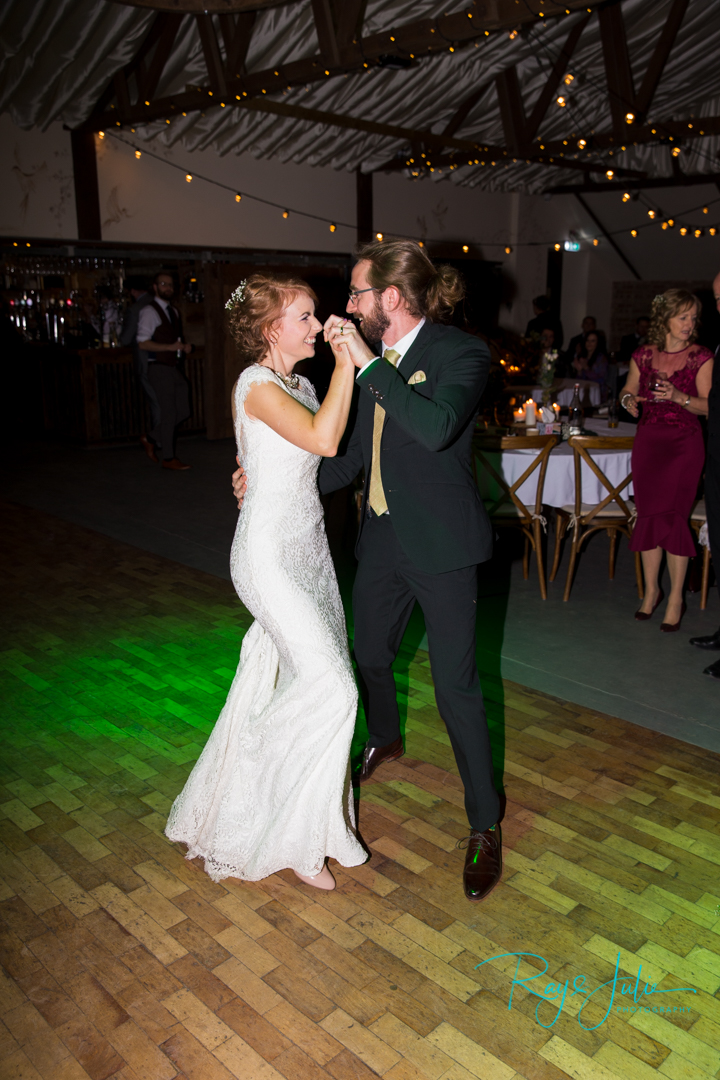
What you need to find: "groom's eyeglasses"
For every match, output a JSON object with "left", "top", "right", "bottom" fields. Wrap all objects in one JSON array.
[{"left": 348, "top": 287, "right": 377, "bottom": 304}]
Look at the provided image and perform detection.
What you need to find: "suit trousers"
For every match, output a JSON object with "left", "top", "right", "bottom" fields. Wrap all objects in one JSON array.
[
  {"left": 706, "top": 455, "right": 720, "bottom": 607},
  {"left": 352, "top": 512, "right": 500, "bottom": 832},
  {"left": 147, "top": 362, "right": 190, "bottom": 460}
]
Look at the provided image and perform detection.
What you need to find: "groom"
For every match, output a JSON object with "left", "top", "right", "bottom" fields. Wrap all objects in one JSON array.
[{"left": 234, "top": 240, "right": 501, "bottom": 901}]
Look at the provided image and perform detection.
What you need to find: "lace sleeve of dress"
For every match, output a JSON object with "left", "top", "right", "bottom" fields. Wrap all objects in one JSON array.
[
  {"left": 632, "top": 344, "right": 654, "bottom": 369},
  {"left": 686, "top": 345, "right": 715, "bottom": 373},
  {"left": 234, "top": 365, "right": 281, "bottom": 422}
]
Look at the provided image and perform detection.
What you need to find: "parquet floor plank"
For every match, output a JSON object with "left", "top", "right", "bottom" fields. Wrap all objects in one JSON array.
[{"left": 2, "top": 500, "right": 719, "bottom": 1079}]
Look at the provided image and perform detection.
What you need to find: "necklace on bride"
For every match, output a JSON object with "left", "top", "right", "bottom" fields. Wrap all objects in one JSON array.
[{"left": 258, "top": 362, "right": 299, "bottom": 389}]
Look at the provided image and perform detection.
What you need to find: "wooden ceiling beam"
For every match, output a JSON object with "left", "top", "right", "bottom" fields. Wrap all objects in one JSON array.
[
  {"left": 219, "top": 12, "right": 257, "bottom": 78},
  {"left": 311, "top": 0, "right": 341, "bottom": 69},
  {"left": 598, "top": 2, "right": 635, "bottom": 141},
  {"left": 335, "top": 0, "right": 367, "bottom": 47},
  {"left": 495, "top": 66, "right": 525, "bottom": 156},
  {"left": 634, "top": 0, "right": 689, "bottom": 119},
  {"left": 442, "top": 81, "right": 493, "bottom": 138},
  {"left": 196, "top": 13, "right": 227, "bottom": 98},
  {"left": 143, "top": 13, "right": 183, "bottom": 100},
  {"left": 89, "top": 0, "right": 604, "bottom": 127},
  {"left": 549, "top": 171, "right": 720, "bottom": 194},
  {"left": 524, "top": 13, "right": 590, "bottom": 144}
]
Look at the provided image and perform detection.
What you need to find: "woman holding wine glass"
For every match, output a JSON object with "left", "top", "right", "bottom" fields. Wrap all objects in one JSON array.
[{"left": 622, "top": 290, "right": 713, "bottom": 630}]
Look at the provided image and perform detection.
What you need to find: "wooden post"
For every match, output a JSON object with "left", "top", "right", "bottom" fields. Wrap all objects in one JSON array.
[
  {"left": 356, "top": 168, "right": 373, "bottom": 243},
  {"left": 70, "top": 129, "right": 102, "bottom": 241}
]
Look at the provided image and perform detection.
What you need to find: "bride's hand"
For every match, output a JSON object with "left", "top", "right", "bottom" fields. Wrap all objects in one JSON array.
[
  {"left": 324, "top": 316, "right": 357, "bottom": 365},
  {"left": 324, "top": 314, "right": 374, "bottom": 369}
]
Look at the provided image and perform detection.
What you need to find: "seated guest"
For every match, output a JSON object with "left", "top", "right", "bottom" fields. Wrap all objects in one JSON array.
[
  {"left": 564, "top": 314, "right": 597, "bottom": 367},
  {"left": 571, "top": 331, "right": 608, "bottom": 395},
  {"left": 539, "top": 326, "right": 557, "bottom": 352},
  {"left": 525, "top": 295, "right": 563, "bottom": 349},
  {"left": 619, "top": 316, "right": 650, "bottom": 371}
]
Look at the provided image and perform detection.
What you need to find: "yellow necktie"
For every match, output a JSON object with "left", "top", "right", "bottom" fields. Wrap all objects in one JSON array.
[{"left": 368, "top": 349, "right": 400, "bottom": 516}]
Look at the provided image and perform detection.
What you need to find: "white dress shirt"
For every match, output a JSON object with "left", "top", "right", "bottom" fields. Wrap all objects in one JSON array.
[
  {"left": 357, "top": 317, "right": 426, "bottom": 379},
  {"left": 136, "top": 296, "right": 178, "bottom": 358}
]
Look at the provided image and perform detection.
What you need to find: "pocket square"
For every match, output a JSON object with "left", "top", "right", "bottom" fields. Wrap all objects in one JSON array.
[{"left": 408, "top": 370, "right": 427, "bottom": 385}]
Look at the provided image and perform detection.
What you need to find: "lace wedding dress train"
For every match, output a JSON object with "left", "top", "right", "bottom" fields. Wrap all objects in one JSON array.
[{"left": 166, "top": 365, "right": 366, "bottom": 882}]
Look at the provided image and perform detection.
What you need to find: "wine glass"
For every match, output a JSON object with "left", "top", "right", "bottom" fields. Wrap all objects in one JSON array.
[{"left": 649, "top": 370, "right": 668, "bottom": 402}]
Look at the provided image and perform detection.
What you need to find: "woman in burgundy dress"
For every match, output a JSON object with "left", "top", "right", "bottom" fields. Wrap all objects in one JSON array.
[{"left": 622, "top": 290, "right": 713, "bottom": 630}]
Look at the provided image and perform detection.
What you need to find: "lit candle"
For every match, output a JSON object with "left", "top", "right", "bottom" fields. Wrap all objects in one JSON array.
[
  {"left": 513, "top": 408, "right": 524, "bottom": 423},
  {"left": 525, "top": 399, "right": 537, "bottom": 427},
  {"left": 553, "top": 403, "right": 560, "bottom": 422}
]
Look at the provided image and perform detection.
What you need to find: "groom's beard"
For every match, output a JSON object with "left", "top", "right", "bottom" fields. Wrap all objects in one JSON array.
[{"left": 357, "top": 294, "right": 390, "bottom": 345}]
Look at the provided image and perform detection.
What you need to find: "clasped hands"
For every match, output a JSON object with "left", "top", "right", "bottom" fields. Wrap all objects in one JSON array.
[{"left": 322, "top": 315, "right": 375, "bottom": 368}]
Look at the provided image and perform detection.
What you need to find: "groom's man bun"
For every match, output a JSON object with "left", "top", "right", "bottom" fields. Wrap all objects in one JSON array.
[{"left": 355, "top": 239, "right": 464, "bottom": 324}]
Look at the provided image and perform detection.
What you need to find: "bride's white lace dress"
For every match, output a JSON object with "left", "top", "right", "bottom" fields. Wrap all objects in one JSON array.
[{"left": 166, "top": 365, "right": 366, "bottom": 881}]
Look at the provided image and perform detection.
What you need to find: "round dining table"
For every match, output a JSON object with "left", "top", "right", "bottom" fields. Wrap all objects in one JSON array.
[{"left": 476, "top": 421, "right": 636, "bottom": 509}]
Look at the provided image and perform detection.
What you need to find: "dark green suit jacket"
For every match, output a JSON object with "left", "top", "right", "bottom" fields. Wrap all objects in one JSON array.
[{"left": 318, "top": 321, "right": 493, "bottom": 574}]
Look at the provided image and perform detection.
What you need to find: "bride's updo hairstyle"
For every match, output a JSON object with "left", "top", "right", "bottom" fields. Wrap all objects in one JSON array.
[
  {"left": 355, "top": 239, "right": 464, "bottom": 323},
  {"left": 648, "top": 288, "right": 700, "bottom": 349},
  {"left": 227, "top": 273, "right": 318, "bottom": 366}
]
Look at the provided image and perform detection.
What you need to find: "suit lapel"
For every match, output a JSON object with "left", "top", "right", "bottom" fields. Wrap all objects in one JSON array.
[{"left": 398, "top": 322, "right": 435, "bottom": 382}]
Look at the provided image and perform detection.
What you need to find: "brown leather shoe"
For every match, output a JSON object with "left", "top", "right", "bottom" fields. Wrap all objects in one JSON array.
[
  {"left": 140, "top": 435, "right": 158, "bottom": 463},
  {"left": 356, "top": 736, "right": 404, "bottom": 784},
  {"left": 162, "top": 458, "right": 191, "bottom": 471},
  {"left": 460, "top": 824, "right": 502, "bottom": 902}
]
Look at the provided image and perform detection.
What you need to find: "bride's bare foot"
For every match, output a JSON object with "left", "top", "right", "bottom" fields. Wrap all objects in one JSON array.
[{"left": 294, "top": 864, "right": 336, "bottom": 890}]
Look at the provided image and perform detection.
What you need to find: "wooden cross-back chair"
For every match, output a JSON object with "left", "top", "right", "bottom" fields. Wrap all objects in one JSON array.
[
  {"left": 473, "top": 434, "right": 558, "bottom": 598},
  {"left": 550, "top": 435, "right": 643, "bottom": 601}
]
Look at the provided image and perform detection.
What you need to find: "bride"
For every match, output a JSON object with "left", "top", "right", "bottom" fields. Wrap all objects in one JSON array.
[{"left": 166, "top": 273, "right": 366, "bottom": 890}]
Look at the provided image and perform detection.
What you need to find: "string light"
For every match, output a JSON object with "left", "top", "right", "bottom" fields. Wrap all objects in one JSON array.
[
  {"left": 671, "top": 146, "right": 682, "bottom": 157},
  {"left": 556, "top": 95, "right": 567, "bottom": 107},
  {"left": 711, "top": 227, "right": 718, "bottom": 236},
  {"left": 592, "top": 238, "right": 599, "bottom": 246},
  {"left": 577, "top": 139, "right": 587, "bottom": 149},
  {"left": 625, "top": 112, "right": 635, "bottom": 123},
  {"left": 505, "top": 246, "right": 512, "bottom": 254},
  {"left": 694, "top": 228, "right": 703, "bottom": 238},
  {"left": 462, "top": 244, "right": 469, "bottom": 252},
  {"left": 622, "top": 192, "right": 631, "bottom": 202},
  {"left": 185, "top": 173, "right": 192, "bottom": 182},
  {"left": 680, "top": 226, "right": 688, "bottom": 235},
  {"left": 667, "top": 218, "right": 675, "bottom": 227},
  {"left": 98, "top": 131, "right": 105, "bottom": 139},
  {"left": 630, "top": 229, "right": 637, "bottom": 237},
  {"left": 282, "top": 210, "right": 289, "bottom": 218},
  {"left": 703, "top": 206, "right": 709, "bottom": 214},
  {"left": 563, "top": 73, "right": 575, "bottom": 86},
  {"left": 135, "top": 150, "right": 141, "bottom": 159},
  {"left": 329, "top": 223, "right": 336, "bottom": 232},
  {"left": 235, "top": 193, "right": 241, "bottom": 202},
  {"left": 554, "top": 243, "right": 561, "bottom": 251},
  {"left": 647, "top": 210, "right": 656, "bottom": 219},
  {"left": 376, "top": 232, "right": 384, "bottom": 241}
]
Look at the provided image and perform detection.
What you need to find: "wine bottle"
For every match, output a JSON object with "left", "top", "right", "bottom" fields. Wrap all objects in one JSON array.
[{"left": 568, "top": 383, "right": 583, "bottom": 435}]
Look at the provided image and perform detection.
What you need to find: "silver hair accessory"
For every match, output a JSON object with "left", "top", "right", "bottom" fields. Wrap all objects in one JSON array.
[
  {"left": 225, "top": 280, "right": 247, "bottom": 311},
  {"left": 652, "top": 293, "right": 666, "bottom": 305}
]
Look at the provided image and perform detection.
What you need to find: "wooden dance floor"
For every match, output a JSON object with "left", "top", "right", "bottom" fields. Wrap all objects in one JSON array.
[{"left": 2, "top": 500, "right": 720, "bottom": 1080}]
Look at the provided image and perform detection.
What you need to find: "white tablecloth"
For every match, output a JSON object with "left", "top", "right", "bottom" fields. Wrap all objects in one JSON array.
[
  {"left": 476, "top": 422, "right": 636, "bottom": 509},
  {"left": 531, "top": 379, "right": 601, "bottom": 408}
]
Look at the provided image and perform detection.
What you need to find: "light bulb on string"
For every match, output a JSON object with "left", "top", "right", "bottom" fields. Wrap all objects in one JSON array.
[
  {"left": 703, "top": 206, "right": 709, "bottom": 214},
  {"left": 622, "top": 192, "right": 631, "bottom": 202},
  {"left": 577, "top": 138, "right": 587, "bottom": 149},
  {"left": 135, "top": 150, "right": 141, "bottom": 159},
  {"left": 556, "top": 95, "right": 567, "bottom": 107},
  {"left": 282, "top": 210, "right": 289, "bottom": 218},
  {"left": 462, "top": 244, "right": 469, "bottom": 253},
  {"left": 710, "top": 227, "right": 717, "bottom": 236},
  {"left": 329, "top": 223, "right": 336, "bottom": 232},
  {"left": 667, "top": 218, "right": 675, "bottom": 228},
  {"left": 376, "top": 232, "right": 384, "bottom": 241},
  {"left": 680, "top": 226, "right": 688, "bottom": 236},
  {"left": 694, "top": 229, "right": 704, "bottom": 238},
  {"left": 625, "top": 112, "right": 635, "bottom": 123},
  {"left": 593, "top": 238, "right": 599, "bottom": 246},
  {"left": 235, "top": 194, "right": 241, "bottom": 202},
  {"left": 630, "top": 229, "right": 638, "bottom": 237},
  {"left": 185, "top": 174, "right": 192, "bottom": 182},
  {"left": 606, "top": 169, "right": 614, "bottom": 179},
  {"left": 647, "top": 210, "right": 656, "bottom": 219},
  {"left": 505, "top": 246, "right": 512, "bottom": 254},
  {"left": 554, "top": 243, "right": 561, "bottom": 251}
]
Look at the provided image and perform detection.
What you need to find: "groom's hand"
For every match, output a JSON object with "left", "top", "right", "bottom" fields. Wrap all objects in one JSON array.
[
  {"left": 232, "top": 457, "right": 247, "bottom": 509},
  {"left": 324, "top": 315, "right": 375, "bottom": 369}
]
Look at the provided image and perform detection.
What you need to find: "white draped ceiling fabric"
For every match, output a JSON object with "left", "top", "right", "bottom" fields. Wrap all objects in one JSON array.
[{"left": 1, "top": 0, "right": 719, "bottom": 194}]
